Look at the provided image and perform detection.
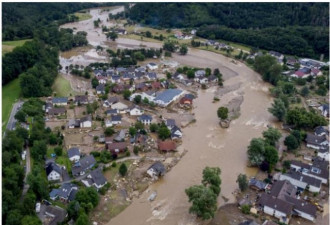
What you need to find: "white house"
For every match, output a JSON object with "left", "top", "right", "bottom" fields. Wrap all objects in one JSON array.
[
  {"left": 105, "top": 115, "right": 122, "bottom": 127},
  {"left": 138, "top": 114, "right": 152, "bottom": 125},
  {"left": 153, "top": 89, "right": 184, "bottom": 107},
  {"left": 46, "top": 162, "right": 62, "bottom": 182},
  {"left": 317, "top": 148, "right": 329, "bottom": 161},
  {"left": 130, "top": 92, "right": 155, "bottom": 103},
  {"left": 318, "top": 104, "right": 329, "bottom": 117},
  {"left": 81, "top": 169, "right": 107, "bottom": 190},
  {"left": 52, "top": 97, "right": 68, "bottom": 106},
  {"left": 199, "top": 77, "right": 209, "bottom": 84},
  {"left": 279, "top": 172, "right": 321, "bottom": 193},
  {"left": 68, "top": 147, "right": 80, "bottom": 162},
  {"left": 80, "top": 116, "right": 92, "bottom": 128},
  {"left": 147, "top": 162, "right": 166, "bottom": 179},
  {"left": 111, "top": 102, "right": 128, "bottom": 114},
  {"left": 305, "top": 133, "right": 328, "bottom": 150},
  {"left": 171, "top": 125, "right": 183, "bottom": 139},
  {"left": 290, "top": 160, "right": 328, "bottom": 184},
  {"left": 147, "top": 62, "right": 158, "bottom": 70},
  {"left": 129, "top": 105, "right": 144, "bottom": 116}
]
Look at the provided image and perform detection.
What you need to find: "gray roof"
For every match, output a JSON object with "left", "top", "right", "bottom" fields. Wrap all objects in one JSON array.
[
  {"left": 96, "top": 84, "right": 105, "bottom": 92},
  {"left": 314, "top": 126, "right": 329, "bottom": 136},
  {"left": 154, "top": 89, "right": 183, "bottom": 104},
  {"left": 284, "top": 195, "right": 317, "bottom": 217},
  {"left": 111, "top": 115, "right": 122, "bottom": 122},
  {"left": 114, "top": 129, "right": 126, "bottom": 142},
  {"left": 147, "top": 72, "right": 157, "bottom": 79},
  {"left": 306, "top": 133, "right": 328, "bottom": 145},
  {"left": 283, "top": 171, "right": 322, "bottom": 188},
  {"left": 138, "top": 114, "right": 152, "bottom": 122},
  {"left": 57, "top": 183, "right": 78, "bottom": 200},
  {"left": 68, "top": 147, "right": 80, "bottom": 158},
  {"left": 45, "top": 206, "right": 67, "bottom": 225},
  {"left": 72, "top": 155, "right": 96, "bottom": 176},
  {"left": 74, "top": 95, "right": 88, "bottom": 103},
  {"left": 258, "top": 193, "right": 292, "bottom": 215},
  {"left": 80, "top": 115, "right": 92, "bottom": 123},
  {"left": 270, "top": 180, "right": 297, "bottom": 199},
  {"left": 248, "top": 178, "right": 267, "bottom": 190},
  {"left": 46, "top": 162, "right": 62, "bottom": 176},
  {"left": 106, "top": 109, "right": 118, "bottom": 115},
  {"left": 148, "top": 161, "right": 166, "bottom": 176},
  {"left": 52, "top": 97, "right": 68, "bottom": 104},
  {"left": 89, "top": 169, "right": 107, "bottom": 186},
  {"left": 165, "top": 119, "right": 176, "bottom": 127}
]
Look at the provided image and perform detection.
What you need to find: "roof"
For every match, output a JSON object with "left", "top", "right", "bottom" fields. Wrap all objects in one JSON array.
[
  {"left": 111, "top": 102, "right": 128, "bottom": 110},
  {"left": 48, "top": 107, "right": 66, "bottom": 115},
  {"left": 72, "top": 155, "right": 96, "bottom": 176},
  {"left": 57, "top": 183, "right": 78, "bottom": 200},
  {"left": 96, "top": 84, "right": 105, "bottom": 91},
  {"left": 184, "top": 93, "right": 195, "bottom": 100},
  {"left": 111, "top": 115, "right": 122, "bottom": 122},
  {"left": 282, "top": 171, "right": 322, "bottom": 188},
  {"left": 180, "top": 96, "right": 193, "bottom": 104},
  {"left": 108, "top": 96, "right": 119, "bottom": 104},
  {"left": 80, "top": 115, "right": 92, "bottom": 123},
  {"left": 305, "top": 133, "right": 328, "bottom": 145},
  {"left": 89, "top": 168, "right": 107, "bottom": 186},
  {"left": 52, "top": 97, "right": 68, "bottom": 104},
  {"left": 46, "top": 162, "right": 62, "bottom": 176},
  {"left": 239, "top": 221, "right": 260, "bottom": 225},
  {"left": 158, "top": 140, "right": 176, "bottom": 151},
  {"left": 74, "top": 95, "right": 88, "bottom": 103},
  {"left": 258, "top": 193, "right": 292, "bottom": 215},
  {"left": 284, "top": 195, "right": 317, "bottom": 217},
  {"left": 107, "top": 142, "right": 128, "bottom": 152},
  {"left": 106, "top": 109, "right": 118, "bottom": 115},
  {"left": 270, "top": 180, "right": 297, "bottom": 199},
  {"left": 138, "top": 114, "right": 152, "bottom": 121},
  {"left": 294, "top": 71, "right": 305, "bottom": 77},
  {"left": 148, "top": 62, "right": 157, "bottom": 66},
  {"left": 148, "top": 161, "right": 166, "bottom": 174},
  {"left": 45, "top": 206, "right": 67, "bottom": 225},
  {"left": 248, "top": 178, "right": 267, "bottom": 190},
  {"left": 68, "top": 147, "right": 80, "bottom": 158},
  {"left": 315, "top": 126, "right": 329, "bottom": 136},
  {"left": 154, "top": 89, "right": 183, "bottom": 104},
  {"left": 147, "top": 72, "right": 157, "bottom": 78},
  {"left": 68, "top": 189, "right": 78, "bottom": 202},
  {"left": 114, "top": 129, "right": 126, "bottom": 142},
  {"left": 165, "top": 119, "right": 176, "bottom": 127}
]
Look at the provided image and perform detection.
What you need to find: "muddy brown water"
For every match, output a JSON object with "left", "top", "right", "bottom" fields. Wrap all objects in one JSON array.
[{"left": 60, "top": 7, "right": 279, "bottom": 225}]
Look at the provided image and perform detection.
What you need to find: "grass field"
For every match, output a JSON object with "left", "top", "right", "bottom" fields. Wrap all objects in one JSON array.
[
  {"left": 73, "top": 12, "right": 92, "bottom": 21},
  {"left": 52, "top": 75, "right": 75, "bottom": 97},
  {"left": 2, "top": 39, "right": 32, "bottom": 55},
  {"left": 2, "top": 78, "right": 21, "bottom": 131}
]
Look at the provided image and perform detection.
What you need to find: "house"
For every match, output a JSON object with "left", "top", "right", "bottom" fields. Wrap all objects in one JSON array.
[
  {"left": 130, "top": 92, "right": 155, "bottom": 103},
  {"left": 165, "top": 119, "right": 176, "bottom": 129},
  {"left": 72, "top": 155, "right": 96, "bottom": 176},
  {"left": 49, "top": 183, "right": 78, "bottom": 202},
  {"left": 151, "top": 81, "right": 162, "bottom": 89},
  {"left": 184, "top": 93, "right": 195, "bottom": 100},
  {"left": 46, "top": 162, "right": 63, "bottom": 182},
  {"left": 146, "top": 72, "right": 157, "bottom": 80},
  {"left": 269, "top": 51, "right": 284, "bottom": 60},
  {"left": 147, "top": 62, "right": 158, "bottom": 70},
  {"left": 158, "top": 140, "right": 176, "bottom": 152},
  {"left": 106, "top": 142, "right": 128, "bottom": 154},
  {"left": 292, "top": 71, "right": 307, "bottom": 78},
  {"left": 318, "top": 104, "right": 329, "bottom": 117},
  {"left": 317, "top": 148, "right": 329, "bottom": 161},
  {"left": 138, "top": 114, "right": 152, "bottom": 125},
  {"left": 48, "top": 107, "right": 66, "bottom": 117},
  {"left": 115, "top": 28, "right": 127, "bottom": 35},
  {"left": 208, "top": 74, "right": 219, "bottom": 83},
  {"left": 68, "top": 119, "right": 80, "bottom": 129},
  {"left": 305, "top": 133, "right": 328, "bottom": 150},
  {"left": 96, "top": 76, "right": 107, "bottom": 84},
  {"left": 116, "top": 67, "right": 127, "bottom": 74},
  {"left": 106, "top": 109, "right": 118, "bottom": 116},
  {"left": 279, "top": 171, "right": 322, "bottom": 193},
  {"left": 52, "top": 97, "right": 68, "bottom": 106},
  {"left": 287, "top": 58, "right": 299, "bottom": 66},
  {"left": 248, "top": 178, "right": 268, "bottom": 191},
  {"left": 105, "top": 115, "right": 122, "bottom": 127},
  {"left": 111, "top": 75, "right": 121, "bottom": 83},
  {"left": 111, "top": 102, "right": 128, "bottom": 113},
  {"left": 45, "top": 102, "right": 53, "bottom": 113},
  {"left": 311, "top": 68, "right": 322, "bottom": 76},
  {"left": 68, "top": 147, "right": 80, "bottom": 162},
  {"left": 44, "top": 206, "right": 67, "bottom": 225},
  {"left": 290, "top": 159, "right": 329, "bottom": 184},
  {"left": 103, "top": 96, "right": 119, "bottom": 108},
  {"left": 258, "top": 193, "right": 292, "bottom": 224},
  {"left": 81, "top": 168, "right": 107, "bottom": 190},
  {"left": 74, "top": 95, "right": 88, "bottom": 105},
  {"left": 114, "top": 129, "right": 126, "bottom": 142},
  {"left": 96, "top": 84, "right": 105, "bottom": 94},
  {"left": 171, "top": 125, "right": 182, "bottom": 139},
  {"left": 80, "top": 115, "right": 92, "bottom": 128},
  {"left": 154, "top": 89, "right": 184, "bottom": 107},
  {"left": 129, "top": 105, "right": 144, "bottom": 116},
  {"left": 98, "top": 134, "right": 105, "bottom": 143},
  {"left": 135, "top": 82, "right": 149, "bottom": 92},
  {"left": 122, "top": 72, "right": 134, "bottom": 82},
  {"left": 135, "top": 66, "right": 146, "bottom": 73},
  {"left": 179, "top": 96, "right": 193, "bottom": 106},
  {"left": 147, "top": 161, "right": 166, "bottom": 179},
  {"left": 314, "top": 126, "right": 329, "bottom": 136},
  {"left": 105, "top": 136, "right": 113, "bottom": 144},
  {"left": 194, "top": 70, "right": 206, "bottom": 78}
]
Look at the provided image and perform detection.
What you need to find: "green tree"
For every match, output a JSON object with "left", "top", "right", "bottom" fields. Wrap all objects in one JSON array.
[
  {"left": 163, "top": 40, "right": 176, "bottom": 52},
  {"left": 150, "top": 123, "right": 159, "bottom": 132},
  {"left": 284, "top": 134, "right": 299, "bottom": 151},
  {"left": 6, "top": 209, "right": 23, "bottom": 225},
  {"left": 134, "top": 95, "right": 142, "bottom": 104},
  {"left": 75, "top": 212, "right": 89, "bottom": 225},
  {"left": 27, "top": 166, "right": 49, "bottom": 199},
  {"left": 300, "top": 86, "right": 309, "bottom": 97},
  {"left": 14, "top": 110, "right": 27, "bottom": 123},
  {"left": 264, "top": 145, "right": 279, "bottom": 171},
  {"left": 262, "top": 127, "right": 282, "bottom": 146},
  {"left": 179, "top": 44, "right": 188, "bottom": 55},
  {"left": 21, "top": 216, "right": 42, "bottom": 225},
  {"left": 134, "top": 121, "right": 144, "bottom": 130},
  {"left": 123, "top": 89, "right": 131, "bottom": 100},
  {"left": 158, "top": 126, "right": 171, "bottom": 140},
  {"left": 91, "top": 77, "right": 99, "bottom": 88},
  {"left": 236, "top": 174, "right": 248, "bottom": 192},
  {"left": 54, "top": 146, "right": 63, "bottom": 156},
  {"left": 145, "top": 31, "right": 152, "bottom": 38},
  {"left": 143, "top": 97, "right": 149, "bottom": 104},
  {"left": 119, "top": 163, "right": 127, "bottom": 176},
  {"left": 268, "top": 98, "right": 286, "bottom": 121},
  {"left": 67, "top": 200, "right": 80, "bottom": 221},
  {"left": 129, "top": 126, "right": 137, "bottom": 137},
  {"left": 247, "top": 138, "right": 265, "bottom": 166},
  {"left": 104, "top": 127, "right": 115, "bottom": 136},
  {"left": 217, "top": 107, "right": 229, "bottom": 120},
  {"left": 75, "top": 187, "right": 99, "bottom": 213},
  {"left": 201, "top": 167, "right": 221, "bottom": 196},
  {"left": 31, "top": 140, "right": 47, "bottom": 161},
  {"left": 107, "top": 31, "right": 118, "bottom": 41},
  {"left": 185, "top": 185, "right": 218, "bottom": 220},
  {"left": 241, "top": 204, "right": 251, "bottom": 214}
]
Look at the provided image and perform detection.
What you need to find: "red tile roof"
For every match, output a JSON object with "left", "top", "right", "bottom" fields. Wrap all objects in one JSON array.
[{"left": 158, "top": 140, "right": 176, "bottom": 152}]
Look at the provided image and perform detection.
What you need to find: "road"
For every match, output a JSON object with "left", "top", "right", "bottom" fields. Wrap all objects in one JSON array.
[
  {"left": 6, "top": 100, "right": 24, "bottom": 132},
  {"left": 21, "top": 147, "right": 31, "bottom": 200}
]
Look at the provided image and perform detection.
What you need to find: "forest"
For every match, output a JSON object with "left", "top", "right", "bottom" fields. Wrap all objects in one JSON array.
[{"left": 128, "top": 3, "right": 329, "bottom": 59}]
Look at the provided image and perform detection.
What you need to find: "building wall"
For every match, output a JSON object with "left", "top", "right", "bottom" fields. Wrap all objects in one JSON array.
[
  {"left": 69, "top": 155, "right": 80, "bottom": 162},
  {"left": 295, "top": 210, "right": 315, "bottom": 221},
  {"left": 48, "top": 171, "right": 61, "bottom": 181}
]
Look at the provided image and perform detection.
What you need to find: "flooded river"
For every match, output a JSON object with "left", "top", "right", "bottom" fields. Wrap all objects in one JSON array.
[{"left": 60, "top": 7, "right": 277, "bottom": 225}]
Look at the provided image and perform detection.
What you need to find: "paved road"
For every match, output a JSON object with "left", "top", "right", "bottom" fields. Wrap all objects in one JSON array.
[
  {"left": 6, "top": 100, "right": 24, "bottom": 132},
  {"left": 21, "top": 147, "right": 31, "bottom": 201}
]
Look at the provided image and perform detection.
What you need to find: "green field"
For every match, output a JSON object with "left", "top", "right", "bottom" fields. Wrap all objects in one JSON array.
[
  {"left": 2, "top": 39, "right": 32, "bottom": 55},
  {"left": 52, "top": 75, "right": 75, "bottom": 97},
  {"left": 2, "top": 78, "right": 21, "bottom": 131},
  {"left": 73, "top": 12, "right": 92, "bottom": 21}
]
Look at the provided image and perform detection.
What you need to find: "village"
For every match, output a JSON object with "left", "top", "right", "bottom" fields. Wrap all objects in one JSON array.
[{"left": 6, "top": 5, "right": 329, "bottom": 225}]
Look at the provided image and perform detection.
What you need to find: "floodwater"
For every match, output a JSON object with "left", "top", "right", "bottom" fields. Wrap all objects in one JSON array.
[{"left": 60, "top": 7, "right": 277, "bottom": 225}]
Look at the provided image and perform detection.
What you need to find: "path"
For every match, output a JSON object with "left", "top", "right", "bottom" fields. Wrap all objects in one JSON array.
[
  {"left": 6, "top": 100, "right": 23, "bottom": 132},
  {"left": 21, "top": 147, "right": 31, "bottom": 200}
]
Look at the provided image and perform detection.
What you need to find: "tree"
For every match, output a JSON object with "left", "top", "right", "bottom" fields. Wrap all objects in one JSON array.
[
  {"left": 236, "top": 174, "right": 248, "bottom": 192},
  {"left": 15, "top": 110, "right": 27, "bottom": 123},
  {"left": 75, "top": 212, "right": 89, "bottom": 225},
  {"left": 119, "top": 163, "right": 127, "bottom": 176},
  {"left": 54, "top": 146, "right": 63, "bottom": 156},
  {"left": 31, "top": 140, "right": 47, "bottom": 161},
  {"left": 217, "top": 107, "right": 229, "bottom": 120},
  {"left": 163, "top": 40, "right": 176, "bottom": 52},
  {"left": 123, "top": 89, "right": 131, "bottom": 100},
  {"left": 185, "top": 185, "right": 218, "bottom": 220},
  {"left": 202, "top": 167, "right": 221, "bottom": 196},
  {"left": 187, "top": 70, "right": 195, "bottom": 79},
  {"left": 23, "top": 192, "right": 36, "bottom": 215},
  {"left": 104, "top": 127, "right": 115, "bottom": 136},
  {"left": 179, "top": 44, "right": 188, "bottom": 55},
  {"left": 262, "top": 127, "right": 282, "bottom": 146},
  {"left": 129, "top": 127, "right": 137, "bottom": 137},
  {"left": 264, "top": 145, "right": 279, "bottom": 171},
  {"left": 158, "top": 126, "right": 171, "bottom": 140},
  {"left": 91, "top": 77, "right": 99, "bottom": 88},
  {"left": 134, "top": 121, "right": 144, "bottom": 130},
  {"left": 145, "top": 31, "right": 152, "bottom": 38},
  {"left": 21, "top": 216, "right": 42, "bottom": 225},
  {"left": 150, "top": 123, "right": 159, "bottom": 132},
  {"left": 247, "top": 138, "right": 265, "bottom": 166},
  {"left": 75, "top": 187, "right": 99, "bottom": 213},
  {"left": 67, "top": 201, "right": 80, "bottom": 221},
  {"left": 241, "top": 204, "right": 251, "bottom": 214},
  {"left": 133, "top": 95, "right": 142, "bottom": 104},
  {"left": 284, "top": 134, "right": 299, "bottom": 151},
  {"left": 6, "top": 209, "right": 23, "bottom": 225},
  {"left": 143, "top": 97, "right": 149, "bottom": 104},
  {"left": 27, "top": 166, "right": 49, "bottom": 199},
  {"left": 107, "top": 31, "right": 118, "bottom": 41},
  {"left": 213, "top": 68, "right": 220, "bottom": 76},
  {"left": 268, "top": 98, "right": 286, "bottom": 121},
  {"left": 300, "top": 86, "right": 309, "bottom": 97}
]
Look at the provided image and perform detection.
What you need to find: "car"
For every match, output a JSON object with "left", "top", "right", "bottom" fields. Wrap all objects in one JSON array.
[{"left": 35, "top": 202, "right": 41, "bottom": 213}]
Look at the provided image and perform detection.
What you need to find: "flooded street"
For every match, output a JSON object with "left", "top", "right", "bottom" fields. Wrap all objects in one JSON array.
[{"left": 60, "top": 7, "right": 277, "bottom": 225}]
